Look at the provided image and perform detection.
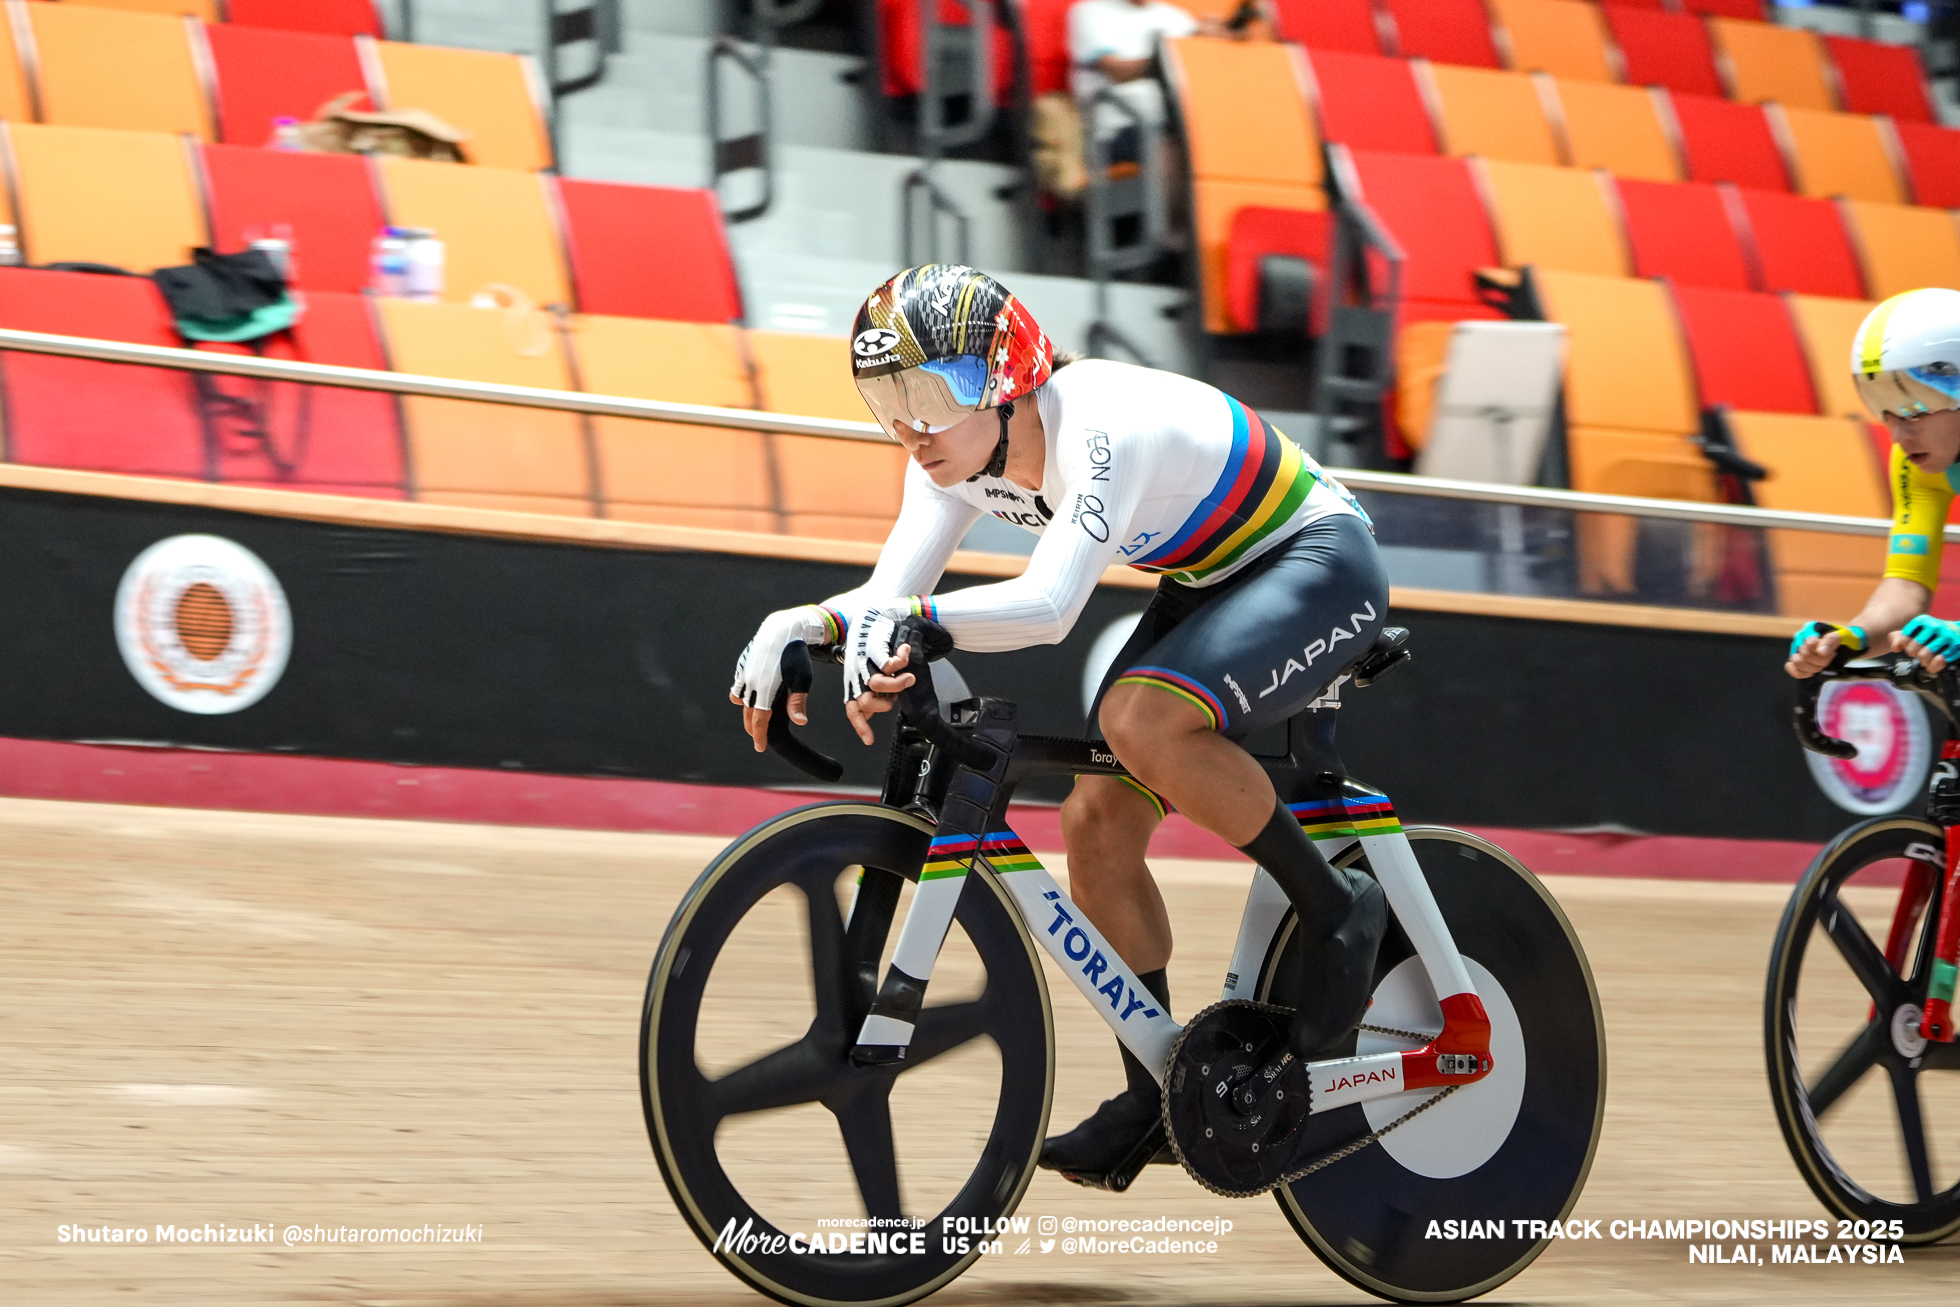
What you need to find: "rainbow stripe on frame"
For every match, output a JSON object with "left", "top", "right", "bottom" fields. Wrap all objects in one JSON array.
[
  {"left": 1288, "top": 794, "right": 1402, "bottom": 843},
  {"left": 923, "top": 833, "right": 978, "bottom": 880},
  {"left": 978, "top": 832, "right": 1043, "bottom": 874},
  {"left": 1130, "top": 396, "right": 1314, "bottom": 584}
]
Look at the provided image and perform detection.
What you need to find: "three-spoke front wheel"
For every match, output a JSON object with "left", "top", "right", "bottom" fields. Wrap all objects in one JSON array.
[
  {"left": 641, "top": 804, "right": 1054, "bottom": 1306},
  {"left": 1765, "top": 817, "right": 1960, "bottom": 1243}
]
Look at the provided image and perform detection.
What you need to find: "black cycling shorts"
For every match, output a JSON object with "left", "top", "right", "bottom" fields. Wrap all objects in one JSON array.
[{"left": 1087, "top": 511, "right": 1388, "bottom": 743}]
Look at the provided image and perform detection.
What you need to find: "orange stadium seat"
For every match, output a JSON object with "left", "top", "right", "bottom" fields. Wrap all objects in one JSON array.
[
  {"left": 23, "top": 3, "right": 212, "bottom": 139},
  {"left": 1731, "top": 188, "right": 1865, "bottom": 299},
  {"left": 227, "top": 0, "right": 384, "bottom": 38},
  {"left": 1670, "top": 285, "right": 1818, "bottom": 414},
  {"left": 1841, "top": 200, "right": 1960, "bottom": 302},
  {"left": 0, "top": 267, "right": 202, "bottom": 477},
  {"left": 373, "top": 156, "right": 571, "bottom": 308},
  {"left": 1773, "top": 107, "right": 1905, "bottom": 205},
  {"left": 556, "top": 179, "right": 743, "bottom": 322},
  {"left": 1331, "top": 146, "right": 1504, "bottom": 320},
  {"left": 7, "top": 123, "right": 206, "bottom": 271},
  {"left": 199, "top": 144, "right": 386, "bottom": 295},
  {"left": 1379, "top": 0, "right": 1500, "bottom": 67},
  {"left": 68, "top": 0, "right": 220, "bottom": 19},
  {"left": 1671, "top": 94, "right": 1790, "bottom": 191},
  {"left": 199, "top": 289, "right": 406, "bottom": 497},
  {"left": 571, "top": 315, "right": 774, "bottom": 533},
  {"left": 1550, "top": 80, "right": 1680, "bottom": 182},
  {"left": 204, "top": 23, "right": 369, "bottom": 147},
  {"left": 1601, "top": 6, "right": 1724, "bottom": 98},
  {"left": 1488, "top": 0, "right": 1615, "bottom": 83},
  {"left": 1726, "top": 412, "right": 1887, "bottom": 617},
  {"left": 1533, "top": 268, "right": 1714, "bottom": 594},
  {"left": 750, "top": 331, "right": 907, "bottom": 542},
  {"left": 1824, "top": 33, "right": 1935, "bottom": 124},
  {"left": 1422, "top": 63, "right": 1560, "bottom": 165},
  {"left": 1304, "top": 49, "right": 1438, "bottom": 154},
  {"left": 1273, "top": 0, "right": 1383, "bottom": 53},
  {"left": 374, "top": 297, "right": 592, "bottom": 517},
  {"left": 1477, "top": 159, "right": 1628, "bottom": 276},
  {"left": 1708, "top": 17, "right": 1835, "bottom": 112},
  {"left": 1164, "top": 38, "right": 1325, "bottom": 336},
  {"left": 1616, "top": 179, "right": 1751, "bottom": 290},
  {"left": 1785, "top": 293, "right": 1877, "bottom": 421},
  {"left": 1891, "top": 120, "right": 1960, "bottom": 209},
  {"left": 365, "top": 41, "right": 552, "bottom": 172},
  {"left": 0, "top": 17, "right": 30, "bottom": 124}
]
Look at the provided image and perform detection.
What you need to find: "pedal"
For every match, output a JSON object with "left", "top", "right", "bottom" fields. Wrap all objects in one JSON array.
[
  {"left": 1055, "top": 1123, "right": 1169, "bottom": 1193},
  {"left": 1162, "top": 1001, "right": 1314, "bottom": 1197}
]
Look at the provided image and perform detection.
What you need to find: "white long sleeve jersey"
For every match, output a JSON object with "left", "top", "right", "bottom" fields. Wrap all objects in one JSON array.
[{"left": 822, "top": 360, "right": 1369, "bottom": 654}]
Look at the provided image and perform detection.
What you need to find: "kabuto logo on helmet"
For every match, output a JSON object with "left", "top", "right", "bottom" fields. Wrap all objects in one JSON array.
[{"left": 853, "top": 327, "right": 900, "bottom": 359}]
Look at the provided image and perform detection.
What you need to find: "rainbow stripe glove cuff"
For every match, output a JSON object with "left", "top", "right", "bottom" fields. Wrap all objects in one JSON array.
[
  {"left": 1788, "top": 621, "right": 1866, "bottom": 661},
  {"left": 1902, "top": 614, "right": 1960, "bottom": 664}
]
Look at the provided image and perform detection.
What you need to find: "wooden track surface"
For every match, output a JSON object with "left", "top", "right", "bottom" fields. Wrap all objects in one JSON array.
[{"left": 4, "top": 797, "right": 1955, "bottom": 1304}]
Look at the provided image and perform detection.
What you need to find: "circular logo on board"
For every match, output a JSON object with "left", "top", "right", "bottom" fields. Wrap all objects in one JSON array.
[
  {"left": 1805, "top": 680, "right": 1931, "bottom": 814},
  {"left": 114, "top": 535, "right": 291, "bottom": 715}
]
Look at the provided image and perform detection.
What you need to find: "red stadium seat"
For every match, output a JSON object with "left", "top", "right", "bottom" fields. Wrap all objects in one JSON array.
[
  {"left": 1670, "top": 285, "right": 1818, "bottom": 414},
  {"left": 1893, "top": 120, "right": 1960, "bottom": 209},
  {"left": 1379, "top": 0, "right": 1500, "bottom": 67},
  {"left": 1305, "top": 49, "right": 1437, "bottom": 154},
  {"left": 1331, "top": 146, "right": 1499, "bottom": 317},
  {"left": 877, "top": 0, "right": 1013, "bottom": 98},
  {"left": 1022, "top": 0, "right": 1070, "bottom": 94},
  {"left": 555, "top": 178, "right": 743, "bottom": 322},
  {"left": 1225, "top": 206, "right": 1333, "bottom": 332},
  {"left": 199, "top": 144, "right": 386, "bottom": 296},
  {"left": 225, "top": 0, "right": 383, "bottom": 38},
  {"left": 204, "top": 24, "right": 369, "bottom": 148},
  {"left": 1670, "top": 94, "right": 1789, "bottom": 192},
  {"left": 1615, "top": 179, "right": 1752, "bottom": 291},
  {"left": 1679, "top": 0, "right": 1763, "bottom": 17},
  {"left": 1730, "top": 187, "right": 1866, "bottom": 299},
  {"left": 1824, "top": 34, "right": 1935, "bottom": 123},
  {"left": 198, "top": 290, "right": 406, "bottom": 496},
  {"left": 1274, "top": 0, "right": 1383, "bottom": 54},
  {"left": 1600, "top": 6, "right": 1724, "bottom": 98},
  {"left": 0, "top": 268, "right": 202, "bottom": 478}
]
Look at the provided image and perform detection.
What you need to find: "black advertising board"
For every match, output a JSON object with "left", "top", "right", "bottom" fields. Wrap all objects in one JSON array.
[{"left": 0, "top": 483, "right": 1862, "bottom": 841}]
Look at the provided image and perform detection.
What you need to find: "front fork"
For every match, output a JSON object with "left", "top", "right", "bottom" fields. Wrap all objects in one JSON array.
[{"left": 1916, "top": 740, "right": 1960, "bottom": 1042}]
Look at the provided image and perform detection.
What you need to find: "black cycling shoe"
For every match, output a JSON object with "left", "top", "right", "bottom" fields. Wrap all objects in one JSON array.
[
  {"left": 1038, "top": 1087, "right": 1172, "bottom": 1192},
  {"left": 1287, "top": 870, "right": 1387, "bottom": 1058}
]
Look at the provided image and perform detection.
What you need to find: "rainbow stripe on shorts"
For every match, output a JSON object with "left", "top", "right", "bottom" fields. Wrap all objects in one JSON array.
[{"left": 1112, "top": 666, "right": 1230, "bottom": 730}]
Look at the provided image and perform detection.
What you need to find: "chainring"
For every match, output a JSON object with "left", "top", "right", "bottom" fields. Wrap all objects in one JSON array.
[{"left": 1161, "top": 1000, "right": 1313, "bottom": 1197}]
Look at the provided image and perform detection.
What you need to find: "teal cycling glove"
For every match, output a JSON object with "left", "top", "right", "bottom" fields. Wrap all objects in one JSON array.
[
  {"left": 1901, "top": 614, "right": 1960, "bottom": 664},
  {"left": 1788, "top": 620, "right": 1866, "bottom": 662}
]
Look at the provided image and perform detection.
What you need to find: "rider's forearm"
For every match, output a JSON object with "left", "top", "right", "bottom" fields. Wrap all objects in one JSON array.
[{"left": 1851, "top": 577, "right": 1934, "bottom": 645}]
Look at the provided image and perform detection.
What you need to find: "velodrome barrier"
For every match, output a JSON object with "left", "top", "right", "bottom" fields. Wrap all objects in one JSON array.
[{"left": 0, "top": 329, "right": 1934, "bottom": 844}]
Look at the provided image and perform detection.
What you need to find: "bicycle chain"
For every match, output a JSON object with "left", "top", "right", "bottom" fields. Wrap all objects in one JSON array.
[{"left": 1169, "top": 1016, "right": 1456, "bottom": 1199}]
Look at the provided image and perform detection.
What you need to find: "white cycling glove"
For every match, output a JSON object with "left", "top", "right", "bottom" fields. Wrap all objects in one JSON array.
[
  {"left": 731, "top": 604, "right": 844, "bottom": 710},
  {"left": 843, "top": 607, "right": 906, "bottom": 704}
]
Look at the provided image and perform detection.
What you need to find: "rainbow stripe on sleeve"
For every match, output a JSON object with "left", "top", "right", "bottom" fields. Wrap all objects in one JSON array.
[
  {"left": 1131, "top": 397, "right": 1315, "bottom": 584},
  {"left": 1288, "top": 794, "right": 1402, "bottom": 842},
  {"left": 906, "top": 596, "right": 942, "bottom": 622}
]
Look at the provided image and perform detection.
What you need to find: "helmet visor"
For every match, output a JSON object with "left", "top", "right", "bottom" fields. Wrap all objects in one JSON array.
[
  {"left": 1857, "top": 364, "right": 1960, "bottom": 419},
  {"left": 855, "top": 355, "right": 992, "bottom": 437}
]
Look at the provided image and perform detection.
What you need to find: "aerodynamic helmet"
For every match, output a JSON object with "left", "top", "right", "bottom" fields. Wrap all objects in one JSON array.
[
  {"left": 1852, "top": 287, "right": 1960, "bottom": 419},
  {"left": 850, "top": 265, "right": 1053, "bottom": 438}
]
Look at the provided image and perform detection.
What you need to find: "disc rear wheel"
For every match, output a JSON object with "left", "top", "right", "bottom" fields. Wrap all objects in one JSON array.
[{"left": 1258, "top": 828, "right": 1605, "bottom": 1302}]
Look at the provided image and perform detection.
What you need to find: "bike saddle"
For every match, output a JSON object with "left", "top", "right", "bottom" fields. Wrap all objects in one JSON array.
[{"left": 1351, "top": 627, "right": 1411, "bottom": 688}]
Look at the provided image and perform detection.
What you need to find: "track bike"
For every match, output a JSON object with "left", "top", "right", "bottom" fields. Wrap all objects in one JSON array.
[
  {"left": 642, "top": 619, "right": 1605, "bottom": 1305},
  {"left": 1769, "top": 653, "right": 1960, "bottom": 1241}
]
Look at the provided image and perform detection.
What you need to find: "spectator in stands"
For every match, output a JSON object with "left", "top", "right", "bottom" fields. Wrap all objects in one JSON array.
[{"left": 1069, "top": 0, "right": 1251, "bottom": 152}]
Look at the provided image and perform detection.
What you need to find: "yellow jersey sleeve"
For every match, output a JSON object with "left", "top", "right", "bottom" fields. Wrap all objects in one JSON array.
[{"left": 1885, "top": 441, "right": 1955, "bottom": 590}]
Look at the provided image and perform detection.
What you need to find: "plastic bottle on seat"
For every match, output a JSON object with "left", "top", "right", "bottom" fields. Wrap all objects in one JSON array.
[
  {"left": 268, "top": 116, "right": 303, "bottom": 151},
  {"left": 404, "top": 229, "right": 444, "bottom": 302},
  {"left": 370, "top": 226, "right": 409, "bottom": 297},
  {"left": 0, "top": 225, "right": 22, "bottom": 268}
]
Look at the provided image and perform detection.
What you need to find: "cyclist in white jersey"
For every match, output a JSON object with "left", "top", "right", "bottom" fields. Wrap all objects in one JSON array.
[{"left": 730, "top": 265, "right": 1390, "bottom": 1187}]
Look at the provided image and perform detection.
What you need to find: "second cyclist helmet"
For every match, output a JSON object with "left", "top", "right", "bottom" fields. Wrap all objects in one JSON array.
[
  {"left": 850, "top": 265, "right": 1053, "bottom": 437},
  {"left": 1852, "top": 287, "right": 1960, "bottom": 418}
]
